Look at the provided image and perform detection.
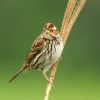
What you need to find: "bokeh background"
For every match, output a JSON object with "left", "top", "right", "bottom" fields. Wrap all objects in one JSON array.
[{"left": 0, "top": 0, "right": 100, "bottom": 100}]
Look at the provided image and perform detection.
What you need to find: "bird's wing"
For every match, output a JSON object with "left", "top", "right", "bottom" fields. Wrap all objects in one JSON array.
[
  {"left": 24, "top": 37, "right": 44, "bottom": 64},
  {"left": 9, "top": 36, "right": 45, "bottom": 83}
]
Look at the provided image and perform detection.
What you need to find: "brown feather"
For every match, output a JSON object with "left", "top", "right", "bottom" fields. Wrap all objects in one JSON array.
[{"left": 9, "top": 38, "right": 44, "bottom": 83}]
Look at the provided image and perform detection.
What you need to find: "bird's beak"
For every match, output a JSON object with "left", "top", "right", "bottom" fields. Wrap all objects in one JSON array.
[{"left": 49, "top": 32, "right": 56, "bottom": 37}]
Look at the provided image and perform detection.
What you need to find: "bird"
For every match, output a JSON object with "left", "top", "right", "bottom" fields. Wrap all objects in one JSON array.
[{"left": 9, "top": 23, "right": 63, "bottom": 83}]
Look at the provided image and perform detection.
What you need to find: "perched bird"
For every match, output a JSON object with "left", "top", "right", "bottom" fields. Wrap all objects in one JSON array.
[{"left": 9, "top": 23, "right": 63, "bottom": 83}]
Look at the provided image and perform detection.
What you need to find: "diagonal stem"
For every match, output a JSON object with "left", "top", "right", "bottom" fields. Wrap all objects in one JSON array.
[
  {"left": 44, "top": 0, "right": 86, "bottom": 100},
  {"left": 63, "top": 0, "right": 86, "bottom": 43},
  {"left": 60, "top": 0, "right": 77, "bottom": 38}
]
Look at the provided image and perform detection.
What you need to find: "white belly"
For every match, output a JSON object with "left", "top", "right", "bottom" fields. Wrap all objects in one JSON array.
[{"left": 43, "top": 40, "right": 63, "bottom": 73}]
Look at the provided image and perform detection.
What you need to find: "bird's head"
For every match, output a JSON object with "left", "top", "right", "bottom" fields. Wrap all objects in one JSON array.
[{"left": 43, "top": 23, "right": 59, "bottom": 36}]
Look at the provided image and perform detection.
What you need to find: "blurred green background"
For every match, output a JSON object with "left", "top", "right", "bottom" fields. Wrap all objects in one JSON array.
[{"left": 0, "top": 0, "right": 100, "bottom": 100}]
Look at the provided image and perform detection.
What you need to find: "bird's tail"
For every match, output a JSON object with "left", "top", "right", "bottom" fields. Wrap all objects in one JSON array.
[
  {"left": 9, "top": 65, "right": 29, "bottom": 83},
  {"left": 9, "top": 69, "right": 23, "bottom": 83}
]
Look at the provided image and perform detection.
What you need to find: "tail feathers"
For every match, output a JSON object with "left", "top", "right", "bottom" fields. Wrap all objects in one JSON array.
[
  {"left": 9, "top": 69, "right": 24, "bottom": 83},
  {"left": 9, "top": 64, "right": 31, "bottom": 83}
]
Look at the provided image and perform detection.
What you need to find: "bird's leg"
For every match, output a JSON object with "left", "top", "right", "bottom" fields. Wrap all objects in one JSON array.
[
  {"left": 43, "top": 72, "right": 49, "bottom": 81},
  {"left": 43, "top": 71, "right": 55, "bottom": 87}
]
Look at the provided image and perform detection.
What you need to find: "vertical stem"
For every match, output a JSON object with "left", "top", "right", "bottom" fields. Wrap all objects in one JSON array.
[
  {"left": 44, "top": 0, "right": 86, "bottom": 100},
  {"left": 60, "top": 0, "right": 77, "bottom": 37},
  {"left": 44, "top": 62, "right": 58, "bottom": 100}
]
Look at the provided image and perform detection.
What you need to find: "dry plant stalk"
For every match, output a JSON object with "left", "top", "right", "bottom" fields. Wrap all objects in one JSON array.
[{"left": 44, "top": 0, "right": 86, "bottom": 100}]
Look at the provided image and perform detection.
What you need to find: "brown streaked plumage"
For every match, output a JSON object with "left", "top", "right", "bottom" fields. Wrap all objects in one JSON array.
[{"left": 9, "top": 23, "right": 63, "bottom": 83}]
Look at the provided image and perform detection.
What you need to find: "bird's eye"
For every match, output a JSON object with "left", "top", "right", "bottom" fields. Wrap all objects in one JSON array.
[{"left": 51, "top": 30, "right": 53, "bottom": 32}]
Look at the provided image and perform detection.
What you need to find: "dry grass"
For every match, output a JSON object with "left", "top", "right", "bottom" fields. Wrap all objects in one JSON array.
[{"left": 44, "top": 0, "right": 86, "bottom": 100}]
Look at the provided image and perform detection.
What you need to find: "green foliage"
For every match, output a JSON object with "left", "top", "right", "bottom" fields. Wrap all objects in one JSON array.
[{"left": 0, "top": 0, "right": 100, "bottom": 100}]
